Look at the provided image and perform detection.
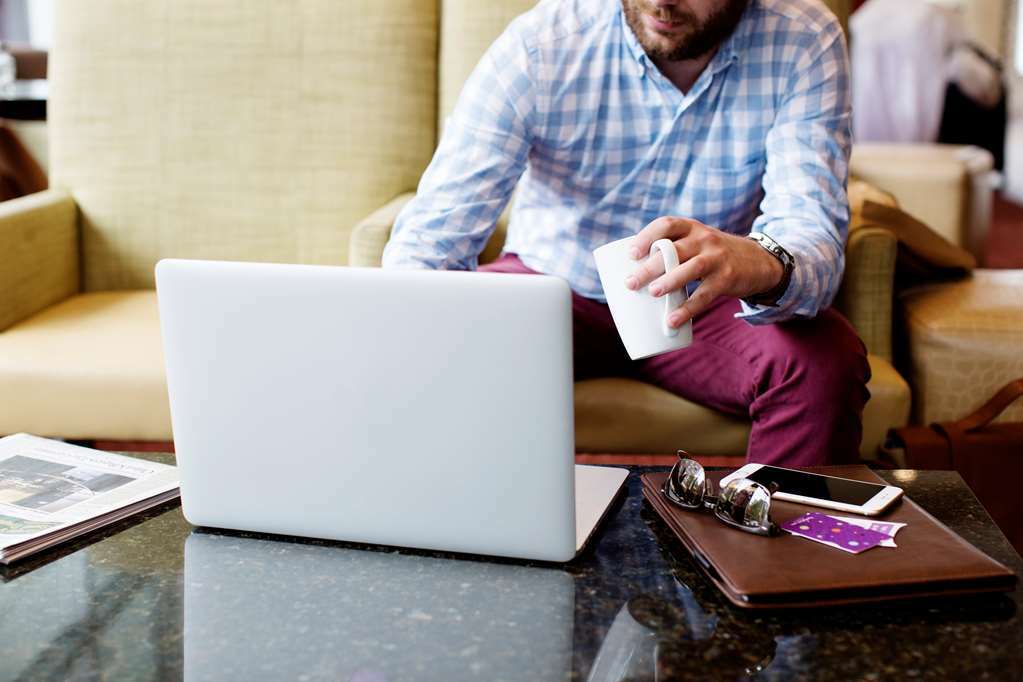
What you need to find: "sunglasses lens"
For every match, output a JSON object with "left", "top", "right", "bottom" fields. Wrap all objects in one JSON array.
[
  {"left": 667, "top": 458, "right": 706, "bottom": 508},
  {"left": 716, "top": 478, "right": 773, "bottom": 530}
]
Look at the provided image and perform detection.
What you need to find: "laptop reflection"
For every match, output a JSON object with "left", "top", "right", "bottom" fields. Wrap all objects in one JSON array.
[{"left": 184, "top": 532, "right": 574, "bottom": 682}]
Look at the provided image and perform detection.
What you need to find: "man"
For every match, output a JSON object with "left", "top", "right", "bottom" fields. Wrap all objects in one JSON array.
[{"left": 383, "top": 0, "right": 869, "bottom": 466}]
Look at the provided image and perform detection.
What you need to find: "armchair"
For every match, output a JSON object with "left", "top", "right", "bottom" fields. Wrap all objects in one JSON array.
[
  {"left": 0, "top": 0, "right": 440, "bottom": 441},
  {"left": 349, "top": 187, "right": 909, "bottom": 459},
  {"left": 347, "top": 0, "right": 909, "bottom": 460}
]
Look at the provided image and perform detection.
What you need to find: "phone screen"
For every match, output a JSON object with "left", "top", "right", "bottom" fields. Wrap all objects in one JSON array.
[{"left": 745, "top": 466, "right": 884, "bottom": 506}]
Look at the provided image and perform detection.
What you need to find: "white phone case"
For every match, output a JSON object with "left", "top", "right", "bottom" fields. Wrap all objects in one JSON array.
[{"left": 719, "top": 464, "right": 903, "bottom": 516}]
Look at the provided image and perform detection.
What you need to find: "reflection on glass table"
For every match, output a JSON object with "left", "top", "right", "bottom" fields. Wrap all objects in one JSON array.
[
  {"left": 184, "top": 531, "right": 574, "bottom": 682},
  {"left": 588, "top": 587, "right": 829, "bottom": 681},
  {"left": 0, "top": 466, "right": 1019, "bottom": 681}
]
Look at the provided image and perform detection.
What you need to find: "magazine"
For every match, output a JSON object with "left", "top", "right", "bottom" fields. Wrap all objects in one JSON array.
[{"left": 0, "top": 433, "right": 179, "bottom": 564}]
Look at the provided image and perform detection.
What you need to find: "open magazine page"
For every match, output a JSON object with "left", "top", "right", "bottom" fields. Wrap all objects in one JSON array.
[{"left": 0, "top": 434, "right": 179, "bottom": 552}]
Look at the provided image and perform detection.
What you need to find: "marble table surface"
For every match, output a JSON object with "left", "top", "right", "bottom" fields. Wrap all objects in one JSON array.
[{"left": 1, "top": 457, "right": 1020, "bottom": 681}]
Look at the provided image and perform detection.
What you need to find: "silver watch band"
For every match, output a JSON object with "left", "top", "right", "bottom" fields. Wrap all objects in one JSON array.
[{"left": 743, "top": 232, "right": 794, "bottom": 307}]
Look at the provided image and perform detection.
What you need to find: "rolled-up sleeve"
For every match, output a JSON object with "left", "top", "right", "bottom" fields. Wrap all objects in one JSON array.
[
  {"left": 382, "top": 24, "right": 536, "bottom": 271},
  {"left": 737, "top": 20, "right": 852, "bottom": 324}
]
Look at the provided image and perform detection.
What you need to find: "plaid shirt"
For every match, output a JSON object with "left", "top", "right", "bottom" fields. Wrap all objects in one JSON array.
[{"left": 383, "top": 0, "right": 851, "bottom": 323}]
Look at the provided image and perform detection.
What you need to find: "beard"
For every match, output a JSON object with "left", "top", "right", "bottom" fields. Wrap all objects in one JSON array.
[{"left": 622, "top": 0, "right": 750, "bottom": 62}]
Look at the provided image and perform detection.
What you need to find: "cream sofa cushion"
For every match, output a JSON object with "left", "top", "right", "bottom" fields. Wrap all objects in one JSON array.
[
  {"left": 902, "top": 269, "right": 1023, "bottom": 425},
  {"left": 574, "top": 378, "right": 751, "bottom": 455},
  {"left": 49, "top": 1, "right": 439, "bottom": 290},
  {"left": 0, "top": 292, "right": 171, "bottom": 440}
]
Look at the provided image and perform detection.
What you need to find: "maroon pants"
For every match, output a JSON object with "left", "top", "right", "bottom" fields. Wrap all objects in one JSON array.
[{"left": 481, "top": 254, "right": 871, "bottom": 465}]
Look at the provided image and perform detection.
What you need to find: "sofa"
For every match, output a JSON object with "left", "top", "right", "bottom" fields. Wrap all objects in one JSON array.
[{"left": 0, "top": 0, "right": 961, "bottom": 460}]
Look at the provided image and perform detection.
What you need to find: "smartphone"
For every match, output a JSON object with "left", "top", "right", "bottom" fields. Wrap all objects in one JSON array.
[{"left": 719, "top": 464, "right": 903, "bottom": 516}]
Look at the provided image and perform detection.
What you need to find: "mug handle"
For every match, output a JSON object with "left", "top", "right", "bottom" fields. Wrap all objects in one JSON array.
[{"left": 650, "top": 239, "right": 688, "bottom": 337}]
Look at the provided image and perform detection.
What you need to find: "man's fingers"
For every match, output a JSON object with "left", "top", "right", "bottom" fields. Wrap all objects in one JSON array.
[
  {"left": 629, "top": 216, "right": 695, "bottom": 260},
  {"left": 667, "top": 281, "right": 717, "bottom": 328},
  {"left": 624, "top": 250, "right": 667, "bottom": 290},
  {"left": 648, "top": 255, "right": 709, "bottom": 297},
  {"left": 626, "top": 236, "right": 700, "bottom": 291}
]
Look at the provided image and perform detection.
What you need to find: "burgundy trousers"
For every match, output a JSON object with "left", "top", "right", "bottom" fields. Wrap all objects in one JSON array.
[{"left": 481, "top": 254, "right": 871, "bottom": 465}]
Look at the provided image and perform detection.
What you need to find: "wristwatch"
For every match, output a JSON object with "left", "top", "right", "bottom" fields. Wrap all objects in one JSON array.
[{"left": 743, "top": 232, "right": 794, "bottom": 307}]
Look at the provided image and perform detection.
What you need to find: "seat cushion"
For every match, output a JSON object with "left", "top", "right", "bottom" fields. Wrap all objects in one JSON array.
[
  {"left": 575, "top": 378, "right": 751, "bottom": 456},
  {"left": 0, "top": 291, "right": 171, "bottom": 440},
  {"left": 575, "top": 355, "right": 910, "bottom": 460},
  {"left": 902, "top": 269, "right": 1023, "bottom": 424}
]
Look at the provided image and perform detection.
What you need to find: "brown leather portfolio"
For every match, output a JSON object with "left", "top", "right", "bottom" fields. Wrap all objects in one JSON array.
[{"left": 641, "top": 466, "right": 1017, "bottom": 609}]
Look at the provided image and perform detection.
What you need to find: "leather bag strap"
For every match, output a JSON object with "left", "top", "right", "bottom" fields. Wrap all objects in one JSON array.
[
  {"left": 930, "top": 377, "right": 1023, "bottom": 471},
  {"left": 956, "top": 378, "right": 1023, "bottom": 432}
]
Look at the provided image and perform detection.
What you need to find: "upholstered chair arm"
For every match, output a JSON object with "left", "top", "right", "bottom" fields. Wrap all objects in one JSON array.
[
  {"left": 0, "top": 190, "right": 79, "bottom": 332},
  {"left": 834, "top": 225, "right": 896, "bottom": 362},
  {"left": 347, "top": 193, "right": 416, "bottom": 267}
]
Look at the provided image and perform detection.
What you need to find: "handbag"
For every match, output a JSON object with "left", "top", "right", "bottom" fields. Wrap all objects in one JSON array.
[{"left": 886, "top": 378, "right": 1023, "bottom": 553}]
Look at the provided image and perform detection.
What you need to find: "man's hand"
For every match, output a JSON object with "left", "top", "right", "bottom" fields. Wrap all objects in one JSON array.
[{"left": 624, "top": 217, "right": 784, "bottom": 328}]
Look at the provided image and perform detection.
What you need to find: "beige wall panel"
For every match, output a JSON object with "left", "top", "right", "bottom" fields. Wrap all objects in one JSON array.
[
  {"left": 49, "top": 0, "right": 438, "bottom": 291},
  {"left": 439, "top": 0, "right": 538, "bottom": 133}
]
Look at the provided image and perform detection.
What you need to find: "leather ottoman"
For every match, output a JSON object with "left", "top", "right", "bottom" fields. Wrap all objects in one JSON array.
[{"left": 901, "top": 269, "right": 1023, "bottom": 424}]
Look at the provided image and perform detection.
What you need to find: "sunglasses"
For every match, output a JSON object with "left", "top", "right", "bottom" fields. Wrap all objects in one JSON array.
[{"left": 660, "top": 452, "right": 780, "bottom": 537}]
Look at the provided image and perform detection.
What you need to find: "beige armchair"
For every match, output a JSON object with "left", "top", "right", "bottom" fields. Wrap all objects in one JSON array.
[
  {"left": 0, "top": 0, "right": 441, "bottom": 441},
  {"left": 0, "top": 0, "right": 914, "bottom": 461},
  {"left": 349, "top": 190, "right": 909, "bottom": 460},
  {"left": 349, "top": 2, "right": 910, "bottom": 460}
]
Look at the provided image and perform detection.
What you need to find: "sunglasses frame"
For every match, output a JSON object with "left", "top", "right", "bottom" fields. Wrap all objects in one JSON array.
[{"left": 660, "top": 451, "right": 779, "bottom": 537}]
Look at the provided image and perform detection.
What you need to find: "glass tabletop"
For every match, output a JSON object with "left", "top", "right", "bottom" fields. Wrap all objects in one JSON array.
[{"left": 1, "top": 457, "right": 1019, "bottom": 681}]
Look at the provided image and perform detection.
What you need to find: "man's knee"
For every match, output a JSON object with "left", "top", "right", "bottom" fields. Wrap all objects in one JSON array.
[{"left": 757, "top": 309, "right": 870, "bottom": 405}]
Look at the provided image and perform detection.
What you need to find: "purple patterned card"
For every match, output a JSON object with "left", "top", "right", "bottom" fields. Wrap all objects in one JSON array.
[{"left": 781, "top": 512, "right": 891, "bottom": 554}]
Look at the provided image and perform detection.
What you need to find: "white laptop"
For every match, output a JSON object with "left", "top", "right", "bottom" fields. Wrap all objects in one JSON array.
[{"left": 155, "top": 259, "right": 628, "bottom": 562}]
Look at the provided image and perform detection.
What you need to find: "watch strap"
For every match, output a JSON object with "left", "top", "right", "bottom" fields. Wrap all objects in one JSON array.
[{"left": 743, "top": 232, "right": 794, "bottom": 307}]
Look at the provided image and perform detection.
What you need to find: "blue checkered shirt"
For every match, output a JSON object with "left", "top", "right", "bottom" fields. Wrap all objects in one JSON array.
[{"left": 383, "top": 0, "right": 852, "bottom": 323}]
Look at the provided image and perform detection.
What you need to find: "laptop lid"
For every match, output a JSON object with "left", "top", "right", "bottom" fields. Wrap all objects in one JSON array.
[{"left": 157, "top": 259, "right": 584, "bottom": 561}]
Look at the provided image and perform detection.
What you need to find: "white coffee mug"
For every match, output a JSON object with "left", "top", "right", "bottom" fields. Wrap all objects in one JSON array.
[{"left": 593, "top": 236, "right": 693, "bottom": 360}]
